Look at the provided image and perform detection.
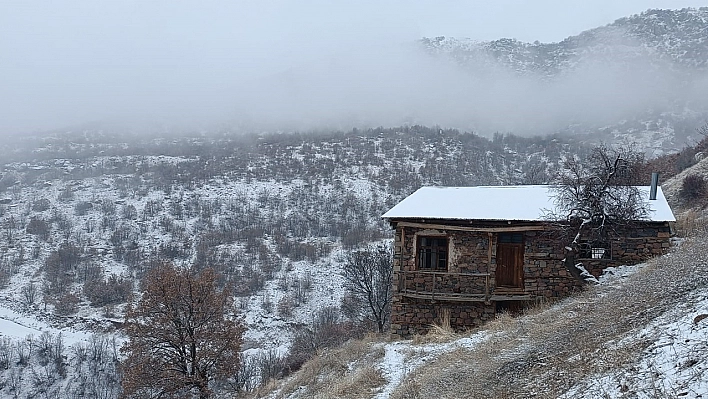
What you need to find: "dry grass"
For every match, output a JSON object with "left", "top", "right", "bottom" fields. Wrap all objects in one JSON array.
[
  {"left": 412, "top": 308, "right": 460, "bottom": 344},
  {"left": 390, "top": 235, "right": 708, "bottom": 398},
  {"left": 262, "top": 335, "right": 387, "bottom": 399},
  {"left": 314, "top": 365, "right": 386, "bottom": 399},
  {"left": 674, "top": 208, "right": 708, "bottom": 237}
]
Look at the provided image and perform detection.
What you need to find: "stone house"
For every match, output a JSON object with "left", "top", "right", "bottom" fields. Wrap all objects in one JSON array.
[{"left": 382, "top": 185, "right": 675, "bottom": 336}]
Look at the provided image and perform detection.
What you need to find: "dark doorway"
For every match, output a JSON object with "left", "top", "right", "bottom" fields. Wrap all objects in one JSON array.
[{"left": 495, "top": 233, "right": 524, "bottom": 289}]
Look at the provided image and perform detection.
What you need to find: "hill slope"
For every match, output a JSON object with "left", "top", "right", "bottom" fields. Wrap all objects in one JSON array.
[
  {"left": 0, "top": 127, "right": 587, "bottom": 397},
  {"left": 265, "top": 234, "right": 708, "bottom": 399}
]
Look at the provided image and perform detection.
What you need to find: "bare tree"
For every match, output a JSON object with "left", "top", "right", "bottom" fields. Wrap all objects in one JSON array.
[
  {"left": 551, "top": 145, "right": 648, "bottom": 284},
  {"left": 121, "top": 264, "right": 244, "bottom": 399},
  {"left": 341, "top": 242, "right": 392, "bottom": 332}
]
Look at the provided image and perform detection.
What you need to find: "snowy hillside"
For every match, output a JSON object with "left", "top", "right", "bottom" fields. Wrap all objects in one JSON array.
[{"left": 0, "top": 127, "right": 580, "bottom": 397}]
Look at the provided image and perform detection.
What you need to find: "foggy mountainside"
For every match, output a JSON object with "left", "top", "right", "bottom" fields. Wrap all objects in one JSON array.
[
  {"left": 0, "top": 127, "right": 585, "bottom": 397},
  {"left": 2, "top": 6, "right": 708, "bottom": 399},
  {"left": 422, "top": 8, "right": 708, "bottom": 151}
]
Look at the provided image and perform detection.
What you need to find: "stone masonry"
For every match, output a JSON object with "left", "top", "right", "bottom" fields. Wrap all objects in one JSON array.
[{"left": 389, "top": 221, "right": 672, "bottom": 337}]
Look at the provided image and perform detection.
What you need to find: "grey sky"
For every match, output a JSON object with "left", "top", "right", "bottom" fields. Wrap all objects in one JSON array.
[{"left": 1, "top": 1, "right": 706, "bottom": 135}]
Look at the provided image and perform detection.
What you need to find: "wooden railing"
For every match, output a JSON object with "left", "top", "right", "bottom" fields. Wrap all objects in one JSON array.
[{"left": 399, "top": 270, "right": 491, "bottom": 302}]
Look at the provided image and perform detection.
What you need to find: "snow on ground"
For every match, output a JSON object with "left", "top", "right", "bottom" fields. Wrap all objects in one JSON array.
[
  {"left": 561, "top": 288, "right": 708, "bottom": 398},
  {"left": 373, "top": 332, "right": 490, "bottom": 399},
  {"left": 242, "top": 246, "right": 348, "bottom": 355},
  {"left": 0, "top": 306, "right": 90, "bottom": 344},
  {"left": 598, "top": 262, "right": 648, "bottom": 285}
]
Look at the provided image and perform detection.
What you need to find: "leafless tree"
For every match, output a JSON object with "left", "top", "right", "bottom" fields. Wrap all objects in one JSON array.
[
  {"left": 121, "top": 264, "right": 244, "bottom": 399},
  {"left": 342, "top": 242, "right": 393, "bottom": 332},
  {"left": 551, "top": 145, "right": 648, "bottom": 284}
]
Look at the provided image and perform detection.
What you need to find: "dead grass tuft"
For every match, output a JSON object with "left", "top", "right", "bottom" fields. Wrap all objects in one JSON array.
[
  {"left": 269, "top": 335, "right": 387, "bottom": 399},
  {"left": 315, "top": 365, "right": 387, "bottom": 399},
  {"left": 411, "top": 308, "right": 460, "bottom": 344},
  {"left": 389, "top": 373, "right": 422, "bottom": 399},
  {"left": 674, "top": 208, "right": 704, "bottom": 237}
]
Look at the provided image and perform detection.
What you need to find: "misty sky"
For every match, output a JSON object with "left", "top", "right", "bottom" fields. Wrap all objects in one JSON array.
[{"left": 1, "top": 1, "right": 707, "bottom": 135}]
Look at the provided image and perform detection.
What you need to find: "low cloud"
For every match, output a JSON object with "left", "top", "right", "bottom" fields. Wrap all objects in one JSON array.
[{"left": 1, "top": 2, "right": 706, "bottom": 136}]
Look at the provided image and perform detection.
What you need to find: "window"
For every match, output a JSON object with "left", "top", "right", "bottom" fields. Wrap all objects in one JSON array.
[
  {"left": 417, "top": 236, "right": 448, "bottom": 270},
  {"left": 578, "top": 242, "right": 610, "bottom": 259}
]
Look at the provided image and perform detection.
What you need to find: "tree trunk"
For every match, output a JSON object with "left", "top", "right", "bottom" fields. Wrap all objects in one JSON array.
[{"left": 563, "top": 247, "right": 584, "bottom": 283}]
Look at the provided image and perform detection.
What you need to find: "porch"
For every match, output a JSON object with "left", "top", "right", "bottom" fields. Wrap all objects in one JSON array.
[{"left": 399, "top": 270, "right": 532, "bottom": 302}]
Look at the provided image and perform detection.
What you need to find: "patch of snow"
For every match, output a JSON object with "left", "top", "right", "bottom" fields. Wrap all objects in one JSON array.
[
  {"left": 374, "top": 331, "right": 490, "bottom": 399},
  {"left": 560, "top": 289, "right": 708, "bottom": 398},
  {"left": 382, "top": 186, "right": 675, "bottom": 222},
  {"left": 0, "top": 307, "right": 90, "bottom": 345}
]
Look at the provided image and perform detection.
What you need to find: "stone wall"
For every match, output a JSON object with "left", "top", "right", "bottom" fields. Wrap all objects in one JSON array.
[
  {"left": 390, "top": 221, "right": 672, "bottom": 336},
  {"left": 389, "top": 298, "right": 495, "bottom": 336}
]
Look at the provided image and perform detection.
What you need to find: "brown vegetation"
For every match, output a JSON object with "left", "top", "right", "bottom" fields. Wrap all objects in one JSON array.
[{"left": 121, "top": 264, "right": 244, "bottom": 399}]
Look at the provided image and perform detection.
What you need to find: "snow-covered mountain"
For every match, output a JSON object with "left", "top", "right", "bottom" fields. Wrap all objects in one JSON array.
[{"left": 422, "top": 8, "right": 708, "bottom": 152}]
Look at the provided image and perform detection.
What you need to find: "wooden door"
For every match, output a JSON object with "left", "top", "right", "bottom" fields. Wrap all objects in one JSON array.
[{"left": 496, "top": 234, "right": 524, "bottom": 289}]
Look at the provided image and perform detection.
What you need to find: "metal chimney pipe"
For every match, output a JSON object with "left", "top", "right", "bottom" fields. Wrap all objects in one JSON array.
[{"left": 649, "top": 172, "right": 659, "bottom": 200}]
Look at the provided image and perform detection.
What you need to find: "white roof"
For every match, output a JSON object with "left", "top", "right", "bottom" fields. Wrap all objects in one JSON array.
[{"left": 382, "top": 185, "right": 676, "bottom": 222}]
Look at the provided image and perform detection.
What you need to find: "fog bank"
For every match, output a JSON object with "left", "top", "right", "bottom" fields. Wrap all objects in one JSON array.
[{"left": 1, "top": 1, "right": 707, "bottom": 136}]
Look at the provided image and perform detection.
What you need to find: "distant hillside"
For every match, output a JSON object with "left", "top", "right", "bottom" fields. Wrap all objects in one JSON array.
[
  {"left": 422, "top": 8, "right": 708, "bottom": 153},
  {"left": 0, "top": 127, "right": 589, "bottom": 397}
]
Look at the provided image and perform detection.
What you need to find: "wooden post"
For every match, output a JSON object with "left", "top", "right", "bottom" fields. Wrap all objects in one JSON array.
[
  {"left": 485, "top": 274, "right": 490, "bottom": 302},
  {"left": 487, "top": 232, "right": 493, "bottom": 268}
]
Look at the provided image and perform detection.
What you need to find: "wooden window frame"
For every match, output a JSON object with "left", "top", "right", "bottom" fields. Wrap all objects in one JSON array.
[{"left": 417, "top": 236, "right": 448, "bottom": 271}]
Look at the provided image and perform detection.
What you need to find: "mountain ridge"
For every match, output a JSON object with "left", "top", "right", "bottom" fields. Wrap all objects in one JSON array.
[{"left": 421, "top": 8, "right": 708, "bottom": 151}]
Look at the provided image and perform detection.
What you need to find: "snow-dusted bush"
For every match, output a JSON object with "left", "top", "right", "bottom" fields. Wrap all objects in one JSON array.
[
  {"left": 680, "top": 174, "right": 706, "bottom": 201},
  {"left": 83, "top": 274, "right": 132, "bottom": 307}
]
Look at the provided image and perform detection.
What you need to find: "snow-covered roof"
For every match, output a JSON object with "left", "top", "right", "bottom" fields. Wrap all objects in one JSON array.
[{"left": 382, "top": 185, "right": 676, "bottom": 222}]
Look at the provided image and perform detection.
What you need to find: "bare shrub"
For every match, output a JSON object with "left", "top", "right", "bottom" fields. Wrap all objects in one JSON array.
[
  {"left": 43, "top": 242, "right": 82, "bottom": 297},
  {"left": 100, "top": 199, "right": 116, "bottom": 215},
  {"left": 83, "top": 274, "right": 132, "bottom": 307},
  {"left": 277, "top": 296, "right": 295, "bottom": 318},
  {"left": 679, "top": 174, "right": 706, "bottom": 201},
  {"left": 255, "top": 349, "right": 289, "bottom": 385},
  {"left": 54, "top": 292, "right": 81, "bottom": 315},
  {"left": 121, "top": 204, "right": 137, "bottom": 220},
  {"left": 36, "top": 332, "right": 65, "bottom": 375},
  {"left": 26, "top": 217, "right": 51, "bottom": 240},
  {"left": 232, "top": 355, "right": 258, "bottom": 392},
  {"left": 291, "top": 275, "right": 309, "bottom": 305},
  {"left": 21, "top": 282, "right": 38, "bottom": 305},
  {"left": 32, "top": 198, "right": 51, "bottom": 212},
  {"left": 0, "top": 262, "right": 12, "bottom": 289},
  {"left": 287, "top": 307, "right": 363, "bottom": 372},
  {"left": 260, "top": 295, "right": 273, "bottom": 313},
  {"left": 15, "top": 340, "right": 32, "bottom": 366},
  {"left": 74, "top": 201, "right": 93, "bottom": 216},
  {"left": 0, "top": 337, "right": 11, "bottom": 369}
]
